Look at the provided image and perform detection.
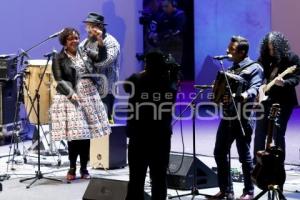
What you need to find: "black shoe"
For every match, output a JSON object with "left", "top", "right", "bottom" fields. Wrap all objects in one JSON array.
[
  {"left": 207, "top": 191, "right": 235, "bottom": 200},
  {"left": 239, "top": 192, "right": 254, "bottom": 200},
  {"left": 80, "top": 169, "right": 91, "bottom": 179}
]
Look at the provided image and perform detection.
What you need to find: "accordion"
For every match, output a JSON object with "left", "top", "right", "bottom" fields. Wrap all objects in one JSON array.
[{"left": 212, "top": 71, "right": 247, "bottom": 104}]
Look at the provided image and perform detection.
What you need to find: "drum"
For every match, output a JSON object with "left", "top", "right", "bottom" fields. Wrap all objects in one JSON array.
[{"left": 23, "top": 60, "right": 57, "bottom": 124}]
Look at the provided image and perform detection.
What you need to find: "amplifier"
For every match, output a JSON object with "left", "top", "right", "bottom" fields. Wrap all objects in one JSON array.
[
  {"left": 0, "top": 79, "right": 23, "bottom": 145},
  {"left": 0, "top": 56, "right": 17, "bottom": 81},
  {"left": 90, "top": 124, "right": 127, "bottom": 169}
]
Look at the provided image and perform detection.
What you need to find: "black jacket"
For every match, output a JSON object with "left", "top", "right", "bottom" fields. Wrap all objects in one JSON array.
[
  {"left": 265, "top": 52, "right": 300, "bottom": 107},
  {"left": 52, "top": 45, "right": 106, "bottom": 96},
  {"left": 52, "top": 51, "right": 78, "bottom": 96}
]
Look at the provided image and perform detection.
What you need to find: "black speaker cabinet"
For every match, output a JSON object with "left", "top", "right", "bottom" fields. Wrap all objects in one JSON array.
[
  {"left": 90, "top": 124, "right": 127, "bottom": 169},
  {"left": 167, "top": 153, "right": 218, "bottom": 190},
  {"left": 0, "top": 80, "right": 18, "bottom": 135},
  {"left": 82, "top": 178, "right": 151, "bottom": 200},
  {"left": 0, "top": 80, "right": 17, "bottom": 124},
  {"left": 0, "top": 57, "right": 17, "bottom": 81}
]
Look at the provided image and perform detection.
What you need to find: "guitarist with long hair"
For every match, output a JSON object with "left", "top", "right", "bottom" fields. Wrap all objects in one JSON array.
[{"left": 254, "top": 32, "right": 300, "bottom": 190}]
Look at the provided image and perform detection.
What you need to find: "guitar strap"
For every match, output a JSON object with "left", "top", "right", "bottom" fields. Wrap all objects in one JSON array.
[{"left": 269, "top": 66, "right": 279, "bottom": 82}]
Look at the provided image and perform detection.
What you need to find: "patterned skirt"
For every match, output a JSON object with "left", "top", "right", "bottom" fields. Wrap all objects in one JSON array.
[{"left": 50, "top": 79, "right": 111, "bottom": 141}]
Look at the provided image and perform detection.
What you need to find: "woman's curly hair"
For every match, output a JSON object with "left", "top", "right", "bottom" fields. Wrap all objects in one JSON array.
[
  {"left": 59, "top": 27, "right": 80, "bottom": 46},
  {"left": 258, "top": 31, "right": 290, "bottom": 76}
]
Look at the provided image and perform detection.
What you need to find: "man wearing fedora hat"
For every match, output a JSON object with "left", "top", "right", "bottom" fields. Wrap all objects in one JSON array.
[{"left": 80, "top": 12, "right": 120, "bottom": 123}]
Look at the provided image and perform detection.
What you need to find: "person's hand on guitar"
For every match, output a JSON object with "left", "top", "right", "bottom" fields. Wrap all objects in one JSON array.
[
  {"left": 274, "top": 77, "right": 285, "bottom": 87},
  {"left": 257, "top": 65, "right": 296, "bottom": 103}
]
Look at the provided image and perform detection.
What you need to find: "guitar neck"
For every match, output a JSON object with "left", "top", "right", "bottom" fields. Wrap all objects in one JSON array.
[
  {"left": 265, "top": 103, "right": 281, "bottom": 149},
  {"left": 265, "top": 66, "right": 296, "bottom": 93},
  {"left": 265, "top": 119, "right": 274, "bottom": 149},
  {"left": 265, "top": 72, "right": 285, "bottom": 92}
]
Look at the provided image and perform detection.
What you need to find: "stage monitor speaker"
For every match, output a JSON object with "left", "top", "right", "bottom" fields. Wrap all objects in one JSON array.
[
  {"left": 90, "top": 124, "right": 127, "bottom": 169},
  {"left": 167, "top": 153, "right": 218, "bottom": 190},
  {"left": 82, "top": 178, "right": 151, "bottom": 200}
]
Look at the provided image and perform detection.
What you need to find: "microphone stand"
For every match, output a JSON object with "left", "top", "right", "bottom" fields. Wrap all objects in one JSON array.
[
  {"left": 11, "top": 32, "right": 59, "bottom": 130},
  {"left": 12, "top": 34, "right": 57, "bottom": 61},
  {"left": 218, "top": 60, "right": 246, "bottom": 136},
  {"left": 0, "top": 55, "right": 23, "bottom": 165},
  {"left": 6, "top": 54, "right": 26, "bottom": 169},
  {"left": 218, "top": 59, "right": 246, "bottom": 196},
  {"left": 0, "top": 30, "right": 62, "bottom": 188},
  {"left": 3, "top": 31, "right": 61, "bottom": 165},
  {"left": 11, "top": 32, "right": 61, "bottom": 157},
  {"left": 169, "top": 87, "right": 213, "bottom": 199},
  {"left": 19, "top": 54, "right": 62, "bottom": 189},
  {"left": 0, "top": 54, "right": 45, "bottom": 182}
]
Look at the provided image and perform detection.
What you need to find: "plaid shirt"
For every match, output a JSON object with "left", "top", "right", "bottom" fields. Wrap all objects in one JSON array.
[{"left": 80, "top": 33, "right": 120, "bottom": 96}]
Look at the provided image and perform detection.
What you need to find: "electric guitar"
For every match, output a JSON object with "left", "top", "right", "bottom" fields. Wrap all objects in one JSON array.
[
  {"left": 257, "top": 65, "right": 297, "bottom": 103},
  {"left": 251, "top": 103, "right": 286, "bottom": 190}
]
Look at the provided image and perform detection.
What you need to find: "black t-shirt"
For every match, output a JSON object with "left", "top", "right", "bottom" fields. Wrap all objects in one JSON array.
[{"left": 124, "top": 71, "right": 177, "bottom": 138}]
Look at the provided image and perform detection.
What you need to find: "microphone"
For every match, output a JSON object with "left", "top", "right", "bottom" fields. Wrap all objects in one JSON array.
[
  {"left": 213, "top": 54, "right": 232, "bottom": 60},
  {"left": 48, "top": 29, "right": 64, "bottom": 39},
  {"left": 44, "top": 49, "right": 57, "bottom": 58},
  {"left": 194, "top": 84, "right": 213, "bottom": 89}
]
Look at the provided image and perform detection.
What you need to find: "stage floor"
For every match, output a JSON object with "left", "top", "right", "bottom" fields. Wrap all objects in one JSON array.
[{"left": 0, "top": 140, "right": 300, "bottom": 199}]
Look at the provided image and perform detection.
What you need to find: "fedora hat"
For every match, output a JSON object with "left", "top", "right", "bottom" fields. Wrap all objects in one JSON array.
[{"left": 83, "top": 12, "right": 107, "bottom": 25}]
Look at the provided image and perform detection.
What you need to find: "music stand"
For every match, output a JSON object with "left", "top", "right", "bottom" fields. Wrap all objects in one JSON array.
[{"left": 169, "top": 86, "right": 213, "bottom": 199}]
